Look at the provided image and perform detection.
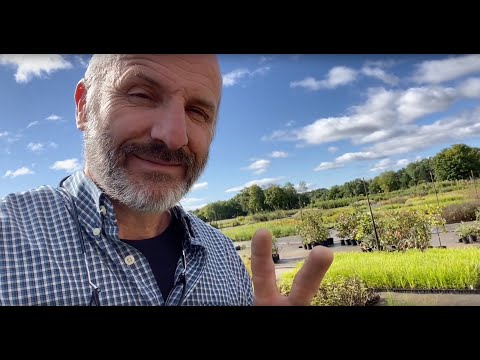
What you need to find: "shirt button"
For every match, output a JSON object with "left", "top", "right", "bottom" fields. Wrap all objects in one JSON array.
[
  {"left": 92, "top": 228, "right": 101, "bottom": 236},
  {"left": 99, "top": 206, "right": 107, "bottom": 215},
  {"left": 124, "top": 255, "right": 135, "bottom": 266}
]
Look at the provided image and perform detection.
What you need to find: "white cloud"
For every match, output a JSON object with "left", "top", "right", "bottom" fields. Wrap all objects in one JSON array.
[
  {"left": 290, "top": 66, "right": 357, "bottom": 91},
  {"left": 396, "top": 87, "right": 457, "bottom": 122},
  {"left": 333, "top": 106, "right": 480, "bottom": 165},
  {"left": 261, "top": 129, "right": 298, "bottom": 142},
  {"left": 26, "top": 121, "right": 39, "bottom": 128},
  {"left": 251, "top": 66, "right": 270, "bottom": 76},
  {"left": 222, "top": 68, "right": 249, "bottom": 87},
  {"left": 314, "top": 162, "right": 344, "bottom": 171},
  {"left": 225, "top": 177, "right": 285, "bottom": 193},
  {"left": 45, "top": 114, "right": 62, "bottom": 121},
  {"left": 75, "top": 55, "right": 91, "bottom": 68},
  {"left": 4, "top": 166, "right": 34, "bottom": 178},
  {"left": 457, "top": 77, "right": 480, "bottom": 98},
  {"left": 222, "top": 66, "right": 271, "bottom": 87},
  {"left": 0, "top": 54, "right": 72, "bottom": 83},
  {"left": 0, "top": 131, "right": 9, "bottom": 138},
  {"left": 182, "top": 203, "right": 208, "bottom": 211},
  {"left": 48, "top": 141, "right": 58, "bottom": 149},
  {"left": 295, "top": 182, "right": 315, "bottom": 192},
  {"left": 27, "top": 142, "right": 44, "bottom": 152},
  {"left": 180, "top": 197, "right": 208, "bottom": 211},
  {"left": 50, "top": 158, "right": 82, "bottom": 172},
  {"left": 244, "top": 159, "right": 270, "bottom": 175},
  {"left": 336, "top": 151, "right": 378, "bottom": 163},
  {"left": 264, "top": 83, "right": 466, "bottom": 147},
  {"left": 361, "top": 66, "right": 399, "bottom": 86},
  {"left": 327, "top": 146, "right": 338, "bottom": 153},
  {"left": 370, "top": 158, "right": 411, "bottom": 172},
  {"left": 290, "top": 77, "right": 322, "bottom": 91},
  {"left": 270, "top": 151, "right": 288, "bottom": 158},
  {"left": 285, "top": 120, "right": 295, "bottom": 127},
  {"left": 325, "top": 67, "right": 357, "bottom": 87},
  {"left": 181, "top": 197, "right": 206, "bottom": 204},
  {"left": 413, "top": 54, "right": 480, "bottom": 84},
  {"left": 6, "top": 133, "right": 22, "bottom": 143},
  {"left": 364, "top": 59, "right": 396, "bottom": 68},
  {"left": 259, "top": 56, "right": 273, "bottom": 64},
  {"left": 192, "top": 181, "right": 208, "bottom": 191}
]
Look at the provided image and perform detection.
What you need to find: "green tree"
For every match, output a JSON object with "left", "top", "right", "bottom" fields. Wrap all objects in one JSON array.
[
  {"left": 264, "top": 185, "right": 288, "bottom": 210},
  {"left": 433, "top": 144, "right": 480, "bottom": 181},
  {"left": 377, "top": 171, "right": 400, "bottom": 193},
  {"left": 283, "top": 182, "right": 298, "bottom": 210},
  {"left": 247, "top": 185, "right": 265, "bottom": 213}
]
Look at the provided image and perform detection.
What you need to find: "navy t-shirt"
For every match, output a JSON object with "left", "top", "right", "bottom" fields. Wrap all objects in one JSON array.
[{"left": 122, "top": 217, "right": 183, "bottom": 301}]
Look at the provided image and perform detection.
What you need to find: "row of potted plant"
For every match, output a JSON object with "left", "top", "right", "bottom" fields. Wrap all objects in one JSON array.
[{"left": 455, "top": 222, "right": 480, "bottom": 244}]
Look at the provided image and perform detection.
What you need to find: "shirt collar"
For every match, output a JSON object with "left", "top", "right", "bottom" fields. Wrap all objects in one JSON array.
[{"left": 59, "top": 170, "right": 197, "bottom": 245}]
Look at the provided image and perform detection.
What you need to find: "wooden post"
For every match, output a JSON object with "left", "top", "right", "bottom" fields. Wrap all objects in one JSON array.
[{"left": 362, "top": 178, "right": 381, "bottom": 250}]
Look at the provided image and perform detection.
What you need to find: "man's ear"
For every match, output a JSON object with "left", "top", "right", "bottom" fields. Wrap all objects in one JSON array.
[{"left": 74, "top": 80, "right": 88, "bottom": 132}]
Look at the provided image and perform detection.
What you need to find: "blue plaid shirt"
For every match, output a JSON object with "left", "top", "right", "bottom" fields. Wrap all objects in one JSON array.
[{"left": 0, "top": 171, "right": 253, "bottom": 306}]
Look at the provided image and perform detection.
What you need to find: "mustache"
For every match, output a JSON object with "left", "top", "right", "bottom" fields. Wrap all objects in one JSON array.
[{"left": 120, "top": 142, "right": 195, "bottom": 168}]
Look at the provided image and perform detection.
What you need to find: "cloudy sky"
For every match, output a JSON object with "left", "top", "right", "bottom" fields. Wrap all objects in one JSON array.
[{"left": 1, "top": 54, "right": 479, "bottom": 210}]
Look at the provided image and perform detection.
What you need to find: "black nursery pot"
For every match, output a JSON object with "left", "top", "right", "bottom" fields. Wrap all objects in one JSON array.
[{"left": 272, "top": 253, "right": 280, "bottom": 263}]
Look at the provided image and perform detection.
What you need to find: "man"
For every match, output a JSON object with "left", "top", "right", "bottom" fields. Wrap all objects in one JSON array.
[{"left": 0, "top": 55, "right": 333, "bottom": 305}]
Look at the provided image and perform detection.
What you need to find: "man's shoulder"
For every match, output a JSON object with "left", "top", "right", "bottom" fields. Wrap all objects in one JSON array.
[{"left": 1, "top": 185, "right": 60, "bottom": 214}]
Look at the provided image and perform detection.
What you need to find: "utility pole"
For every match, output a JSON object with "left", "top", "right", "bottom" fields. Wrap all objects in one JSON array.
[
  {"left": 362, "top": 178, "right": 381, "bottom": 250},
  {"left": 429, "top": 171, "right": 443, "bottom": 247}
]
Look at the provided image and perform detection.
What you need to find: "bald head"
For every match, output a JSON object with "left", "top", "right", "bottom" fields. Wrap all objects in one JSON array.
[{"left": 76, "top": 54, "right": 222, "bottom": 213}]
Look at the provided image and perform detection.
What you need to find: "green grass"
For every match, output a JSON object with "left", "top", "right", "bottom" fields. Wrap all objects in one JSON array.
[
  {"left": 280, "top": 248, "right": 480, "bottom": 290},
  {"left": 220, "top": 218, "right": 299, "bottom": 241}
]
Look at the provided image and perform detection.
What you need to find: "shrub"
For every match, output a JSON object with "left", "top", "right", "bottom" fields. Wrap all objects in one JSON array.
[
  {"left": 335, "top": 207, "right": 362, "bottom": 240},
  {"left": 456, "top": 222, "right": 480, "bottom": 238},
  {"left": 442, "top": 200, "right": 480, "bottom": 223},
  {"left": 312, "top": 277, "right": 380, "bottom": 306},
  {"left": 279, "top": 272, "right": 379, "bottom": 306},
  {"left": 296, "top": 210, "right": 329, "bottom": 245}
]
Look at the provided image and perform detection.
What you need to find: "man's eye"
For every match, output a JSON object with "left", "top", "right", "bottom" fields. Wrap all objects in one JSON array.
[
  {"left": 188, "top": 108, "right": 209, "bottom": 122},
  {"left": 130, "top": 92, "right": 151, "bottom": 100}
]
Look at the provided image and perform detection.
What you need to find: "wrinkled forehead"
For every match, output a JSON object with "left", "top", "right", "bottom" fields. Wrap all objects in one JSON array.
[{"left": 117, "top": 54, "right": 222, "bottom": 99}]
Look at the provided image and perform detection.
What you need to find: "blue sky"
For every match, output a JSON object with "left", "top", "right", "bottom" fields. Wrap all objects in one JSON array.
[{"left": 1, "top": 54, "right": 480, "bottom": 210}]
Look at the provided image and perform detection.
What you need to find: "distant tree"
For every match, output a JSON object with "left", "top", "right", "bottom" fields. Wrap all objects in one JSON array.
[
  {"left": 235, "top": 188, "right": 251, "bottom": 214},
  {"left": 397, "top": 168, "right": 412, "bottom": 189},
  {"left": 297, "top": 181, "right": 310, "bottom": 220},
  {"left": 247, "top": 185, "right": 265, "bottom": 213},
  {"left": 406, "top": 158, "right": 433, "bottom": 185},
  {"left": 283, "top": 182, "right": 298, "bottom": 209},
  {"left": 433, "top": 144, "right": 480, "bottom": 181},
  {"left": 368, "top": 177, "right": 382, "bottom": 194},
  {"left": 328, "top": 185, "right": 342, "bottom": 200},
  {"left": 264, "top": 185, "right": 288, "bottom": 210},
  {"left": 377, "top": 171, "right": 400, "bottom": 193}
]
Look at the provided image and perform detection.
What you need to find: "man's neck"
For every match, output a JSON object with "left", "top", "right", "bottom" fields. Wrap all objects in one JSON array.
[{"left": 112, "top": 199, "right": 172, "bottom": 240}]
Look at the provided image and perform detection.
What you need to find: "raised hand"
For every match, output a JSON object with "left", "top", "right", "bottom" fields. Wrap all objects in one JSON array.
[{"left": 251, "top": 229, "right": 333, "bottom": 306}]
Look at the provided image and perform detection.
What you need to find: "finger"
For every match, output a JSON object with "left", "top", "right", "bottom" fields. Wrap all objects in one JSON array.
[
  {"left": 250, "top": 228, "right": 278, "bottom": 305},
  {"left": 288, "top": 246, "right": 334, "bottom": 306}
]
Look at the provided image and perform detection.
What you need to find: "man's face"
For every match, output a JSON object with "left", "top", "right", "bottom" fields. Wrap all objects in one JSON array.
[{"left": 79, "top": 55, "right": 222, "bottom": 213}]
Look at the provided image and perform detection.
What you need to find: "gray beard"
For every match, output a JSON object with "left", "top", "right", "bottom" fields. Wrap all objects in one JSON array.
[{"left": 83, "top": 119, "right": 208, "bottom": 214}]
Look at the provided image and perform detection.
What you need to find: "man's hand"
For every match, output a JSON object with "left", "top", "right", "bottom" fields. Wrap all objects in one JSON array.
[{"left": 251, "top": 229, "right": 333, "bottom": 306}]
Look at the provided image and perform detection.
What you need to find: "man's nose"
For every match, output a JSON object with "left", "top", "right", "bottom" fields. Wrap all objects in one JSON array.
[{"left": 150, "top": 100, "right": 188, "bottom": 151}]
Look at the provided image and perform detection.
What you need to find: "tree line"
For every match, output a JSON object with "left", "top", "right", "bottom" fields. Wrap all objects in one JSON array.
[{"left": 192, "top": 143, "right": 480, "bottom": 222}]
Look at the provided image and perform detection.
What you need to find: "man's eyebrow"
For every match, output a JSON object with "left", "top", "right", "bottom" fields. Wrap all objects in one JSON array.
[{"left": 127, "top": 71, "right": 217, "bottom": 114}]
